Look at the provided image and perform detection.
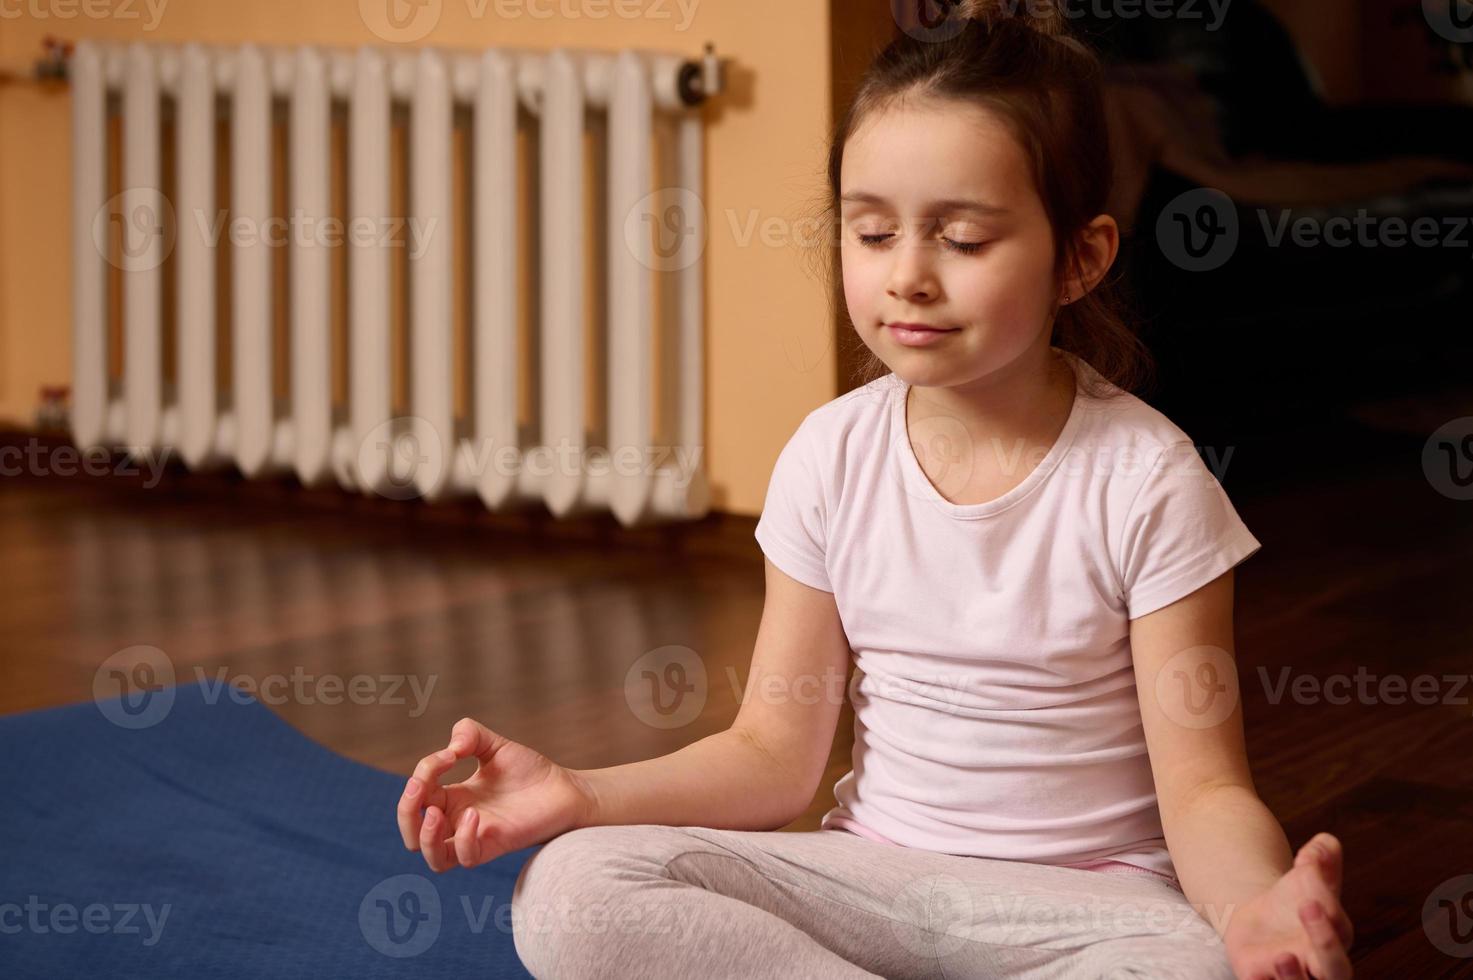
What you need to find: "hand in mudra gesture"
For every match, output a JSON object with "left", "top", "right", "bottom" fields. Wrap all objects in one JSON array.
[
  {"left": 397, "top": 717, "right": 593, "bottom": 872},
  {"left": 1225, "top": 833, "right": 1354, "bottom": 980}
]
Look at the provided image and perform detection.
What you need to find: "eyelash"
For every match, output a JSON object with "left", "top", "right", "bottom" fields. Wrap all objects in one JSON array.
[{"left": 855, "top": 233, "right": 987, "bottom": 255}]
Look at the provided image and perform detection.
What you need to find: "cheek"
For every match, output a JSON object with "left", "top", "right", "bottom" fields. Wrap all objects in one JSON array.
[
  {"left": 943, "top": 266, "right": 1014, "bottom": 318},
  {"left": 949, "top": 248, "right": 1053, "bottom": 316},
  {"left": 840, "top": 249, "right": 881, "bottom": 320}
]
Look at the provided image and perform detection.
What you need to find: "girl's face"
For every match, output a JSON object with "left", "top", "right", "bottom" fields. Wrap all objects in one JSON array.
[{"left": 840, "top": 98, "right": 1061, "bottom": 388}]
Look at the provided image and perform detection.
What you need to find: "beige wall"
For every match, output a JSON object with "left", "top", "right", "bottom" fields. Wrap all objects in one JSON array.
[
  {"left": 0, "top": 0, "right": 849, "bottom": 517},
  {"left": 17, "top": 3, "right": 1414, "bottom": 523}
]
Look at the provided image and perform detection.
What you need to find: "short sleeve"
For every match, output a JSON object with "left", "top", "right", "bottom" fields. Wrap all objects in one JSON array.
[
  {"left": 1116, "top": 441, "right": 1262, "bottom": 619},
  {"left": 754, "top": 419, "right": 832, "bottom": 592}
]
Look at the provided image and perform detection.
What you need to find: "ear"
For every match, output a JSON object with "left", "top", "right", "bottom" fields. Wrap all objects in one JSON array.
[{"left": 1061, "top": 213, "right": 1120, "bottom": 303}]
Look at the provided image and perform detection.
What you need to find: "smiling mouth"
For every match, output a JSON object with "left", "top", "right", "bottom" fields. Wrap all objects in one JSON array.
[{"left": 885, "top": 322, "right": 958, "bottom": 346}]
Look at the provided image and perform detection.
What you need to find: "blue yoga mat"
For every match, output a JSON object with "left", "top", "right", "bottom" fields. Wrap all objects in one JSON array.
[{"left": 0, "top": 679, "right": 537, "bottom": 979}]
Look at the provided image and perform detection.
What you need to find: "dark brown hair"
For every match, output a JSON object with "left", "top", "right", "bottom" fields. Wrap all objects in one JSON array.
[{"left": 805, "top": 0, "right": 1155, "bottom": 401}]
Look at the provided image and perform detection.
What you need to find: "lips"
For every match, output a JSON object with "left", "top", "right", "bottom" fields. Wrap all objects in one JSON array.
[
  {"left": 885, "top": 322, "right": 957, "bottom": 347},
  {"left": 886, "top": 322, "right": 953, "bottom": 332}
]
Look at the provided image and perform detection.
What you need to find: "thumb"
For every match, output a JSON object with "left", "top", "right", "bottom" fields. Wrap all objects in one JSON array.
[
  {"left": 1295, "top": 833, "right": 1343, "bottom": 895},
  {"left": 447, "top": 716, "right": 507, "bottom": 766}
]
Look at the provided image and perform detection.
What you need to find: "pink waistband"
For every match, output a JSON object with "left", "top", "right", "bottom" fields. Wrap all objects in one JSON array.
[
  {"left": 826, "top": 819, "right": 1181, "bottom": 888},
  {"left": 1061, "top": 857, "right": 1181, "bottom": 888}
]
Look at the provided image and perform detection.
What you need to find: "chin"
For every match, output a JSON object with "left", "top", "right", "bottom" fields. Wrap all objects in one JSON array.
[{"left": 885, "top": 359, "right": 954, "bottom": 387}]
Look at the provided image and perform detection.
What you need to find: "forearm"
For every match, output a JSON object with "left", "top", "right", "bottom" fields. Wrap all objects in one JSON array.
[
  {"left": 1165, "top": 783, "right": 1294, "bottom": 937},
  {"left": 569, "top": 727, "right": 805, "bottom": 832}
]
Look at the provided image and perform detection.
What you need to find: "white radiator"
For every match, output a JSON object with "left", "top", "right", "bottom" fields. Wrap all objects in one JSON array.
[{"left": 71, "top": 39, "right": 719, "bottom": 525}]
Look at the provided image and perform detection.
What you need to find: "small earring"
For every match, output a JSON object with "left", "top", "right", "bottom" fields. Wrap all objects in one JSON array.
[{"left": 1061, "top": 291, "right": 1071, "bottom": 305}]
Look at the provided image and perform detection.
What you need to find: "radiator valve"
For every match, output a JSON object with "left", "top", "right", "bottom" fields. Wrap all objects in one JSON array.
[
  {"left": 36, "top": 385, "right": 70, "bottom": 433},
  {"left": 678, "top": 42, "right": 723, "bottom": 106}
]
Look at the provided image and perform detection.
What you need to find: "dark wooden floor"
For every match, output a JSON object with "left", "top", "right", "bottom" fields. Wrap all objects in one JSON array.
[{"left": 3, "top": 389, "right": 1471, "bottom": 977}]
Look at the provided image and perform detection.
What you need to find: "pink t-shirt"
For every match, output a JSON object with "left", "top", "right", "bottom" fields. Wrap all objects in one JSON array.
[{"left": 754, "top": 349, "right": 1262, "bottom": 885}]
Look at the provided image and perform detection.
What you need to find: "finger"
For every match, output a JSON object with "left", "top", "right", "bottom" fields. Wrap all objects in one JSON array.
[
  {"left": 397, "top": 777, "right": 425, "bottom": 850},
  {"left": 419, "top": 805, "right": 454, "bottom": 873},
  {"left": 1300, "top": 900, "right": 1353, "bottom": 980},
  {"left": 1332, "top": 905, "right": 1354, "bottom": 952},
  {"left": 453, "top": 808, "right": 481, "bottom": 868},
  {"left": 397, "top": 772, "right": 450, "bottom": 851},
  {"left": 412, "top": 746, "right": 463, "bottom": 789},
  {"left": 1272, "top": 952, "right": 1307, "bottom": 980},
  {"left": 448, "top": 716, "right": 506, "bottom": 766},
  {"left": 1296, "top": 833, "right": 1343, "bottom": 895},
  {"left": 1299, "top": 884, "right": 1354, "bottom": 952},
  {"left": 1315, "top": 894, "right": 1354, "bottom": 952},
  {"left": 1291, "top": 856, "right": 1353, "bottom": 951},
  {"left": 1314, "top": 833, "right": 1343, "bottom": 895}
]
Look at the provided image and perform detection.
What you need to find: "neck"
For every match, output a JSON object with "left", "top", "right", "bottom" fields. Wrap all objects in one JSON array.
[{"left": 905, "top": 341, "right": 1077, "bottom": 448}]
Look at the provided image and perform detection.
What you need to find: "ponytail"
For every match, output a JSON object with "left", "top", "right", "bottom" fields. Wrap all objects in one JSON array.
[{"left": 953, "top": 0, "right": 1069, "bottom": 39}]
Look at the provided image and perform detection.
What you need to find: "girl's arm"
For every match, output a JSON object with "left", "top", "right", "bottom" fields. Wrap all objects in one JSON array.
[
  {"left": 398, "top": 558, "right": 850, "bottom": 872},
  {"left": 1130, "top": 568, "right": 1355, "bottom": 980},
  {"left": 579, "top": 556, "right": 852, "bottom": 831},
  {"left": 571, "top": 726, "right": 816, "bottom": 832}
]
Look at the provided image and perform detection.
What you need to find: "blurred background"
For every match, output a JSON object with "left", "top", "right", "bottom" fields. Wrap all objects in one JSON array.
[{"left": 1, "top": 1, "right": 1471, "bottom": 977}]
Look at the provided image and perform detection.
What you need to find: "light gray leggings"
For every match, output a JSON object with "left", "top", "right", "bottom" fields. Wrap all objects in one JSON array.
[{"left": 510, "top": 823, "right": 1236, "bottom": 979}]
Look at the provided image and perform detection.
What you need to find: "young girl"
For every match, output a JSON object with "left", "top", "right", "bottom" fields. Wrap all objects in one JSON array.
[{"left": 397, "top": 3, "right": 1354, "bottom": 977}]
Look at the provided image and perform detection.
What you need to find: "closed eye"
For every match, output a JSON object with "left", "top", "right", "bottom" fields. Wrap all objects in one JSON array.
[{"left": 856, "top": 233, "right": 987, "bottom": 255}]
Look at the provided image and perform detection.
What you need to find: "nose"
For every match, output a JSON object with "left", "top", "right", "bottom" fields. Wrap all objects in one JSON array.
[{"left": 884, "top": 233, "right": 939, "bottom": 304}]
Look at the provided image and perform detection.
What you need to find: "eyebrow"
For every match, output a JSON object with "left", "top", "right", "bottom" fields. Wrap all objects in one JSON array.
[{"left": 839, "top": 191, "right": 1010, "bottom": 217}]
